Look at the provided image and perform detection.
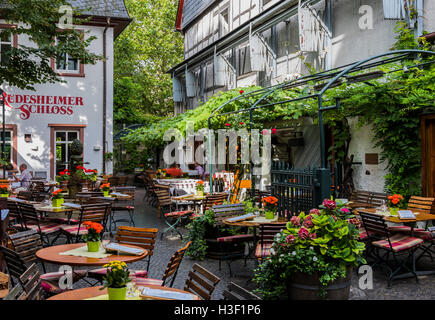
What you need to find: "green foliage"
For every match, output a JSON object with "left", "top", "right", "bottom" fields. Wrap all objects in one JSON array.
[
  {"left": 1, "top": 0, "right": 101, "bottom": 90},
  {"left": 101, "top": 261, "right": 131, "bottom": 289},
  {"left": 113, "top": 0, "right": 184, "bottom": 129},
  {"left": 185, "top": 209, "right": 216, "bottom": 260},
  {"left": 253, "top": 201, "right": 365, "bottom": 299}
]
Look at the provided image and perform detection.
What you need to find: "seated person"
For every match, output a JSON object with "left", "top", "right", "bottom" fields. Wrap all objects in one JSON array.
[
  {"left": 165, "top": 163, "right": 183, "bottom": 178},
  {"left": 11, "top": 164, "right": 32, "bottom": 192}
]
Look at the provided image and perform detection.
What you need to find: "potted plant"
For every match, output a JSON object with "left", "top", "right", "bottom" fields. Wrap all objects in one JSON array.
[
  {"left": 253, "top": 199, "right": 366, "bottom": 300},
  {"left": 196, "top": 180, "right": 204, "bottom": 197},
  {"left": 100, "top": 183, "right": 111, "bottom": 197},
  {"left": 101, "top": 260, "right": 131, "bottom": 300},
  {"left": 56, "top": 169, "right": 70, "bottom": 191},
  {"left": 0, "top": 184, "right": 9, "bottom": 197},
  {"left": 387, "top": 194, "right": 405, "bottom": 216},
  {"left": 51, "top": 189, "right": 64, "bottom": 208},
  {"left": 262, "top": 196, "right": 278, "bottom": 219},
  {"left": 81, "top": 221, "right": 103, "bottom": 252}
]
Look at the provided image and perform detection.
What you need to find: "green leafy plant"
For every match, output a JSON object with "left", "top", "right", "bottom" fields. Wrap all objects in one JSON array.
[
  {"left": 185, "top": 209, "right": 216, "bottom": 260},
  {"left": 81, "top": 221, "right": 103, "bottom": 242},
  {"left": 101, "top": 261, "right": 131, "bottom": 289},
  {"left": 253, "top": 199, "right": 366, "bottom": 299}
]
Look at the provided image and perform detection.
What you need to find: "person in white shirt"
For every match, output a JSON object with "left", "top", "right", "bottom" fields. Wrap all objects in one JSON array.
[{"left": 12, "top": 164, "right": 32, "bottom": 191}]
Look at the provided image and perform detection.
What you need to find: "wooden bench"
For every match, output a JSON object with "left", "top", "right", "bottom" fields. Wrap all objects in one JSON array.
[{"left": 349, "top": 190, "right": 387, "bottom": 209}]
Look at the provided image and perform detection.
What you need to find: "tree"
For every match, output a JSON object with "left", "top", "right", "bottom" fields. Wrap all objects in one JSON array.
[
  {"left": 0, "top": 0, "right": 102, "bottom": 90},
  {"left": 113, "top": 0, "right": 184, "bottom": 130}
]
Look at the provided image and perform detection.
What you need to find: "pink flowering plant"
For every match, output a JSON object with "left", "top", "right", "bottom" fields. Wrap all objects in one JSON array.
[{"left": 253, "top": 199, "right": 366, "bottom": 299}]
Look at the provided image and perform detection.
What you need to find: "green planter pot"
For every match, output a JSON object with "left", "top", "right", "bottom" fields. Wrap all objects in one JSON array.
[
  {"left": 107, "top": 286, "right": 127, "bottom": 300},
  {"left": 389, "top": 207, "right": 399, "bottom": 216},
  {"left": 265, "top": 210, "right": 275, "bottom": 219},
  {"left": 87, "top": 241, "right": 101, "bottom": 252},
  {"left": 103, "top": 190, "right": 110, "bottom": 197},
  {"left": 196, "top": 190, "right": 204, "bottom": 197},
  {"left": 52, "top": 198, "right": 63, "bottom": 208},
  {"left": 0, "top": 193, "right": 9, "bottom": 197}
]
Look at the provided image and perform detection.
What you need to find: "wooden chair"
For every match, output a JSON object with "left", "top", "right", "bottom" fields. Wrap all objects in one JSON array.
[
  {"left": 17, "top": 191, "right": 32, "bottom": 201},
  {"left": 19, "top": 263, "right": 44, "bottom": 300},
  {"left": 3, "top": 283, "right": 26, "bottom": 300},
  {"left": 5, "top": 229, "right": 87, "bottom": 294},
  {"left": 111, "top": 186, "right": 136, "bottom": 227},
  {"left": 359, "top": 211, "right": 423, "bottom": 288},
  {"left": 155, "top": 187, "right": 192, "bottom": 240},
  {"left": 17, "top": 202, "right": 63, "bottom": 246},
  {"left": 255, "top": 223, "right": 288, "bottom": 261},
  {"left": 87, "top": 226, "right": 159, "bottom": 283},
  {"left": 222, "top": 282, "right": 261, "bottom": 300},
  {"left": 7, "top": 199, "right": 22, "bottom": 229},
  {"left": 202, "top": 193, "right": 228, "bottom": 213},
  {"left": 133, "top": 241, "right": 191, "bottom": 288},
  {"left": 59, "top": 203, "right": 111, "bottom": 243},
  {"left": 184, "top": 263, "right": 220, "bottom": 300},
  {"left": 210, "top": 203, "right": 255, "bottom": 276}
]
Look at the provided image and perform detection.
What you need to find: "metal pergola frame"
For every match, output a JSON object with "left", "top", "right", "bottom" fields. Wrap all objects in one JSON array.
[{"left": 206, "top": 49, "right": 435, "bottom": 196}]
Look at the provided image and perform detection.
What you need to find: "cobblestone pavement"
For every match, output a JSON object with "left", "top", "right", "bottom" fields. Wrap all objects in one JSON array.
[{"left": 44, "top": 188, "right": 435, "bottom": 300}]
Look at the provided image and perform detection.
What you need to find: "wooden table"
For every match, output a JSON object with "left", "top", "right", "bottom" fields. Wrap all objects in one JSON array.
[
  {"left": 222, "top": 215, "right": 287, "bottom": 228},
  {"left": 172, "top": 194, "right": 206, "bottom": 213},
  {"left": 356, "top": 207, "right": 435, "bottom": 227},
  {"left": 36, "top": 243, "right": 148, "bottom": 267},
  {"left": 47, "top": 285, "right": 200, "bottom": 300}
]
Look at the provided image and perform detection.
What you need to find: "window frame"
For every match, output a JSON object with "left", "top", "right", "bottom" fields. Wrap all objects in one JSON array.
[
  {"left": 50, "top": 29, "right": 85, "bottom": 78},
  {"left": 0, "top": 24, "right": 18, "bottom": 66}
]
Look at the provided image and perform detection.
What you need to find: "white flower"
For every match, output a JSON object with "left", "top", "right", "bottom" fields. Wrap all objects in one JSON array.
[
  {"left": 313, "top": 256, "right": 318, "bottom": 262},
  {"left": 309, "top": 246, "right": 314, "bottom": 251},
  {"left": 280, "top": 254, "right": 285, "bottom": 258},
  {"left": 278, "top": 258, "right": 282, "bottom": 263},
  {"left": 270, "top": 248, "right": 276, "bottom": 255},
  {"left": 292, "top": 251, "right": 297, "bottom": 256}
]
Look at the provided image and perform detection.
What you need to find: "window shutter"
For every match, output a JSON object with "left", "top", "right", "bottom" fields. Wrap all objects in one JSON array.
[
  {"left": 185, "top": 70, "right": 196, "bottom": 97},
  {"left": 383, "top": 0, "right": 407, "bottom": 19},
  {"left": 214, "top": 55, "right": 226, "bottom": 86},
  {"left": 172, "top": 76, "right": 183, "bottom": 102},
  {"left": 249, "top": 35, "right": 265, "bottom": 72}
]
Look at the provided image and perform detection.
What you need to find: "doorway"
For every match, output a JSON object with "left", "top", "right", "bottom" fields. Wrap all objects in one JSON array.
[{"left": 421, "top": 115, "right": 435, "bottom": 197}]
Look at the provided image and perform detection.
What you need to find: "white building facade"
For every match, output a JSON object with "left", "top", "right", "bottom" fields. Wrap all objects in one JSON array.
[{"left": 0, "top": 0, "right": 130, "bottom": 180}]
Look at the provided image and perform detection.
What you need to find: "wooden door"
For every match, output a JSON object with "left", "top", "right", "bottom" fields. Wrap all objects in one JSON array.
[{"left": 422, "top": 115, "right": 435, "bottom": 197}]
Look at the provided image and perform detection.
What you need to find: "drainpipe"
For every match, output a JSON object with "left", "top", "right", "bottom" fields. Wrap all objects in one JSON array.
[{"left": 103, "top": 18, "right": 110, "bottom": 174}]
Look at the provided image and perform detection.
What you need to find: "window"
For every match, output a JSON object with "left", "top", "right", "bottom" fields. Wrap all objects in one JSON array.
[
  {"left": 219, "top": 8, "right": 229, "bottom": 37},
  {"left": 55, "top": 130, "right": 79, "bottom": 174},
  {"left": 0, "top": 30, "right": 12, "bottom": 66},
  {"left": 56, "top": 52, "right": 79, "bottom": 73},
  {"left": 51, "top": 32, "right": 85, "bottom": 77},
  {"left": 237, "top": 45, "right": 252, "bottom": 76},
  {"left": 0, "top": 131, "right": 12, "bottom": 164}
]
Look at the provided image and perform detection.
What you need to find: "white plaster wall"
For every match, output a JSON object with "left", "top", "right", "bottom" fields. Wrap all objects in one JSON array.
[
  {"left": 1, "top": 22, "right": 114, "bottom": 178},
  {"left": 347, "top": 117, "right": 389, "bottom": 193},
  {"left": 424, "top": 0, "right": 435, "bottom": 32}
]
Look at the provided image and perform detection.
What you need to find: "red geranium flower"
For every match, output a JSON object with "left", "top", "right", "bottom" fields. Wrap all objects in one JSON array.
[
  {"left": 271, "top": 128, "right": 277, "bottom": 134},
  {"left": 239, "top": 90, "right": 244, "bottom": 94},
  {"left": 225, "top": 123, "right": 230, "bottom": 127}
]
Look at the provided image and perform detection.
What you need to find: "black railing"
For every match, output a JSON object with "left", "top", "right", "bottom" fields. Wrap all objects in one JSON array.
[{"left": 271, "top": 162, "right": 322, "bottom": 220}]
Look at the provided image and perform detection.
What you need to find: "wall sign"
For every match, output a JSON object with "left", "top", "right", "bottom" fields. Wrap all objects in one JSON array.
[{"left": 3, "top": 93, "right": 84, "bottom": 120}]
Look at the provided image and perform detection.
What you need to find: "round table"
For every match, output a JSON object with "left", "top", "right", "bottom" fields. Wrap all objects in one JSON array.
[
  {"left": 47, "top": 285, "right": 200, "bottom": 300},
  {"left": 222, "top": 216, "right": 288, "bottom": 228},
  {"left": 36, "top": 243, "right": 148, "bottom": 267}
]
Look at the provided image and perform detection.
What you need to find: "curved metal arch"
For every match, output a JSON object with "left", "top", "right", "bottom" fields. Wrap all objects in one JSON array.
[
  {"left": 318, "top": 49, "right": 435, "bottom": 96},
  {"left": 205, "top": 49, "right": 435, "bottom": 193}
]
